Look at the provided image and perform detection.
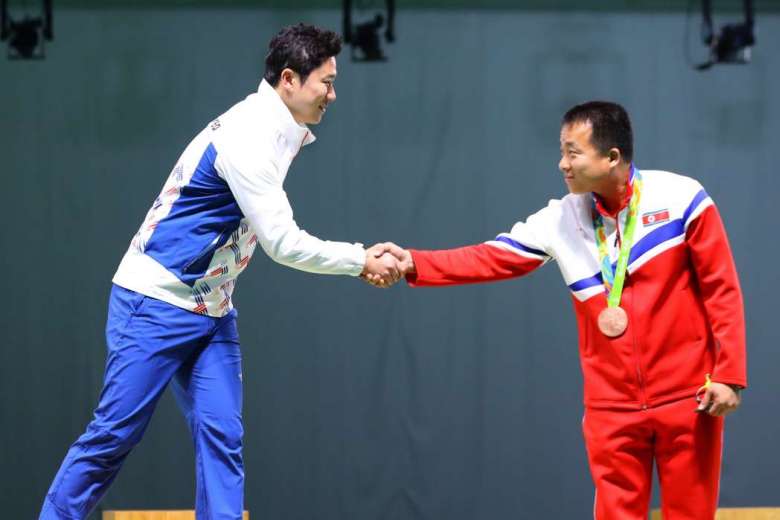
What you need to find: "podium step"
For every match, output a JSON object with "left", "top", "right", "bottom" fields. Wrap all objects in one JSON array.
[
  {"left": 103, "top": 511, "right": 249, "bottom": 520},
  {"left": 651, "top": 509, "right": 780, "bottom": 520}
]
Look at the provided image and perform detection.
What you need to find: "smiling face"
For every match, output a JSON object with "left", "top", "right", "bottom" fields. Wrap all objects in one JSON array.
[
  {"left": 558, "top": 120, "right": 618, "bottom": 194},
  {"left": 279, "top": 56, "right": 337, "bottom": 125}
]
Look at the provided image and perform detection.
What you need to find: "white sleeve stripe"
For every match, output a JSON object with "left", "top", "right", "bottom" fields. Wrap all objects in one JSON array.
[{"left": 486, "top": 240, "right": 548, "bottom": 261}]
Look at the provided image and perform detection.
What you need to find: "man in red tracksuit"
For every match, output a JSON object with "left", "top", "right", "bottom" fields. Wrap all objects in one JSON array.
[{"left": 371, "top": 101, "right": 747, "bottom": 519}]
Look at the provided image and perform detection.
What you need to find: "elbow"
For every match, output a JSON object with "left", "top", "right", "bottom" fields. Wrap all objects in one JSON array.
[
  {"left": 260, "top": 232, "right": 306, "bottom": 267},
  {"left": 261, "top": 239, "right": 293, "bottom": 266}
]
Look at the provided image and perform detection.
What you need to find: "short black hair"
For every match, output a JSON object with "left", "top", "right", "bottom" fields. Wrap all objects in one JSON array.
[
  {"left": 263, "top": 23, "right": 342, "bottom": 87},
  {"left": 562, "top": 101, "right": 633, "bottom": 163}
]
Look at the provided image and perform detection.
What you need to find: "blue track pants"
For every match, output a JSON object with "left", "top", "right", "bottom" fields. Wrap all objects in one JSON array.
[{"left": 40, "top": 285, "right": 244, "bottom": 519}]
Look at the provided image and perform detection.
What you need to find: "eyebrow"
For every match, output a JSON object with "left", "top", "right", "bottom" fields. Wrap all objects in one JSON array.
[{"left": 323, "top": 74, "right": 337, "bottom": 80}]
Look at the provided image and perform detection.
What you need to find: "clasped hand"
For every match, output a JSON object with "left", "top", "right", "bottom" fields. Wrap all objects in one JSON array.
[{"left": 360, "top": 242, "right": 414, "bottom": 288}]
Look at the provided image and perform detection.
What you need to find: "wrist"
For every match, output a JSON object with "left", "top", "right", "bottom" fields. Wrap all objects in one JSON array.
[
  {"left": 360, "top": 249, "right": 372, "bottom": 276},
  {"left": 727, "top": 383, "right": 743, "bottom": 394},
  {"left": 404, "top": 251, "right": 417, "bottom": 276}
]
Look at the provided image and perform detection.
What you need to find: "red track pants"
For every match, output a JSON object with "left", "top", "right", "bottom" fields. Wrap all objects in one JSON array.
[{"left": 583, "top": 397, "right": 724, "bottom": 520}]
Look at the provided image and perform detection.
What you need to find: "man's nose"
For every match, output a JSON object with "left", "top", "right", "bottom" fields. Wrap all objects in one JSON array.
[{"left": 559, "top": 156, "right": 569, "bottom": 172}]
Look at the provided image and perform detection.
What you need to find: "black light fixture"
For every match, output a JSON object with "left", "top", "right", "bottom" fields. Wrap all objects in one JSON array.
[
  {"left": 696, "top": 0, "right": 754, "bottom": 70},
  {"left": 1, "top": 0, "right": 53, "bottom": 60},
  {"left": 343, "top": 0, "right": 395, "bottom": 62}
]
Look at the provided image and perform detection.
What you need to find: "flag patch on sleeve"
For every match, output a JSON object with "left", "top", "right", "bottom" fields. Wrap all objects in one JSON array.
[{"left": 642, "top": 209, "right": 670, "bottom": 227}]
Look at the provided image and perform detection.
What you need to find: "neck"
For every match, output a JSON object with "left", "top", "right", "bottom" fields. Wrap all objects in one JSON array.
[
  {"left": 273, "top": 85, "right": 304, "bottom": 124},
  {"left": 594, "top": 164, "right": 631, "bottom": 214}
]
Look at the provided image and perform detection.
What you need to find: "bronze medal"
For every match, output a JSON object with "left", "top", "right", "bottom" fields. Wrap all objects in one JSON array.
[{"left": 597, "top": 306, "right": 628, "bottom": 337}]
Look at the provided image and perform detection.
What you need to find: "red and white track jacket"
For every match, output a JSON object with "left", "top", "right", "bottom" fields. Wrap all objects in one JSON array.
[{"left": 407, "top": 169, "right": 747, "bottom": 410}]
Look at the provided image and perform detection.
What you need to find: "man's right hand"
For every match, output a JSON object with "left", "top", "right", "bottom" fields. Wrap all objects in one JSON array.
[{"left": 361, "top": 242, "right": 415, "bottom": 288}]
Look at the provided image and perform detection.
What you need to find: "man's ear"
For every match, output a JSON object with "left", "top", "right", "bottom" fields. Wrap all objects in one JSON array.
[
  {"left": 279, "top": 68, "right": 299, "bottom": 91},
  {"left": 608, "top": 148, "right": 622, "bottom": 168}
]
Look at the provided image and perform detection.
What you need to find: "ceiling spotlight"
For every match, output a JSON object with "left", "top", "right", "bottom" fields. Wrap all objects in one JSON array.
[
  {"left": 343, "top": 0, "right": 395, "bottom": 62},
  {"left": 1, "top": 0, "right": 53, "bottom": 60},
  {"left": 696, "top": 0, "right": 755, "bottom": 70}
]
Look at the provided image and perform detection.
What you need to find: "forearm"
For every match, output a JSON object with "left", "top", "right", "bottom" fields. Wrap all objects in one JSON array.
[
  {"left": 257, "top": 219, "right": 366, "bottom": 276},
  {"left": 406, "top": 243, "right": 544, "bottom": 287}
]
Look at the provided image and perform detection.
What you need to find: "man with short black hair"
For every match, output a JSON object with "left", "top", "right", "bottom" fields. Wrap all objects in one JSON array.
[
  {"left": 377, "top": 101, "right": 747, "bottom": 519},
  {"left": 39, "top": 23, "right": 400, "bottom": 520}
]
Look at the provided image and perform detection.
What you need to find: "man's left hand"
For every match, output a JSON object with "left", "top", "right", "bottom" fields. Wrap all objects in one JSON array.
[{"left": 696, "top": 382, "right": 741, "bottom": 417}]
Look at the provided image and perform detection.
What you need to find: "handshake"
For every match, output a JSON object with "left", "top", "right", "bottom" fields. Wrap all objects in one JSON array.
[{"left": 360, "top": 242, "right": 415, "bottom": 288}]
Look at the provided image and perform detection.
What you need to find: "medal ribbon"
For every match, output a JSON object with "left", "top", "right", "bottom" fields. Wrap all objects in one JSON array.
[{"left": 592, "top": 168, "right": 643, "bottom": 308}]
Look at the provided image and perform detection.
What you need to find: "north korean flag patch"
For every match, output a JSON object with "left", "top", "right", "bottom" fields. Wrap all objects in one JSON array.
[{"left": 642, "top": 209, "right": 670, "bottom": 227}]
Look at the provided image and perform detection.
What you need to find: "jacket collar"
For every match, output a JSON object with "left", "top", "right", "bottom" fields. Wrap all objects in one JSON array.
[
  {"left": 592, "top": 164, "right": 635, "bottom": 218},
  {"left": 257, "top": 79, "right": 317, "bottom": 149}
]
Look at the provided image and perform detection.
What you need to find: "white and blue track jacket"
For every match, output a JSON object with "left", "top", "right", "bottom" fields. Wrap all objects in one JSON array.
[{"left": 113, "top": 80, "right": 366, "bottom": 317}]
